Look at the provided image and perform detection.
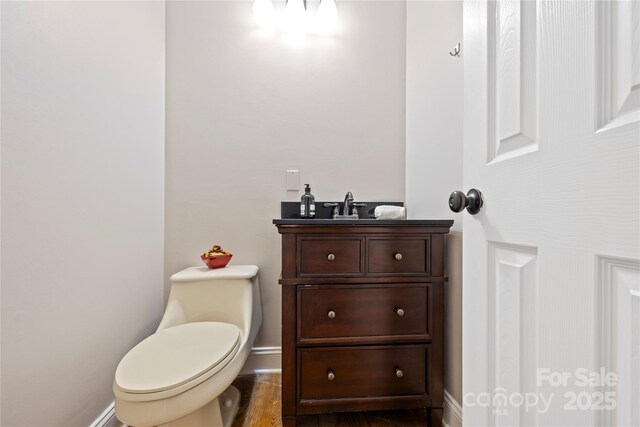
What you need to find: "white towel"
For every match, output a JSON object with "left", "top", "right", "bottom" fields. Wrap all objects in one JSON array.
[{"left": 374, "top": 205, "right": 406, "bottom": 220}]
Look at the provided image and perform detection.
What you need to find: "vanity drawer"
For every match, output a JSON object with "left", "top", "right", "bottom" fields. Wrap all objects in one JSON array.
[
  {"left": 298, "top": 345, "right": 428, "bottom": 401},
  {"left": 298, "top": 237, "right": 363, "bottom": 277},
  {"left": 298, "top": 285, "right": 430, "bottom": 344},
  {"left": 367, "top": 237, "right": 430, "bottom": 275}
]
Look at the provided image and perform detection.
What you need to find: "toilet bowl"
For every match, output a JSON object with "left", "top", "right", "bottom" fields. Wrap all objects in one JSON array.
[{"left": 113, "top": 265, "right": 262, "bottom": 427}]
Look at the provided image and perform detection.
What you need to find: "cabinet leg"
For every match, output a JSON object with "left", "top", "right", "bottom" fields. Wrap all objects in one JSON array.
[
  {"left": 282, "top": 415, "right": 297, "bottom": 427},
  {"left": 429, "top": 408, "right": 443, "bottom": 427}
]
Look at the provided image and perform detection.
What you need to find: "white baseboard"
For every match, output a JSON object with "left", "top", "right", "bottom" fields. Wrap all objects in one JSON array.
[
  {"left": 443, "top": 389, "right": 463, "bottom": 427},
  {"left": 240, "top": 346, "right": 282, "bottom": 375},
  {"left": 89, "top": 402, "right": 122, "bottom": 427}
]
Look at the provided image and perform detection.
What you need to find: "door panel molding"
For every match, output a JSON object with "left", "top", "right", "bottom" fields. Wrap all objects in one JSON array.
[
  {"left": 596, "top": 255, "right": 640, "bottom": 427},
  {"left": 487, "top": 0, "right": 538, "bottom": 164},
  {"left": 488, "top": 242, "right": 538, "bottom": 427},
  {"left": 596, "top": 1, "right": 640, "bottom": 132}
]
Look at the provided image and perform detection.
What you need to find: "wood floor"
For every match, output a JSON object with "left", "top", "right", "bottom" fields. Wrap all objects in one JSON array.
[{"left": 231, "top": 374, "right": 430, "bottom": 427}]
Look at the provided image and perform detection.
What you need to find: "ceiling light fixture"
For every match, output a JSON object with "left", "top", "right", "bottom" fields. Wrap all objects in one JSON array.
[
  {"left": 284, "top": 0, "right": 307, "bottom": 34},
  {"left": 316, "top": 0, "right": 338, "bottom": 34},
  {"left": 252, "top": 0, "right": 275, "bottom": 28},
  {"left": 251, "top": 0, "right": 338, "bottom": 35}
]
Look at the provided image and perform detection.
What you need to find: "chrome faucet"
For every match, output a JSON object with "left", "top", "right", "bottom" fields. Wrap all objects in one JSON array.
[
  {"left": 342, "top": 192, "right": 354, "bottom": 216},
  {"left": 325, "top": 193, "right": 367, "bottom": 219}
]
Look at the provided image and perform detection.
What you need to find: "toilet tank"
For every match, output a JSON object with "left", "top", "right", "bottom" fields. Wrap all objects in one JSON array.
[{"left": 158, "top": 265, "right": 262, "bottom": 341}]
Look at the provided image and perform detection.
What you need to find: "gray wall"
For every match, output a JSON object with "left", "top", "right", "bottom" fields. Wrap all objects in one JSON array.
[
  {"left": 165, "top": 0, "right": 407, "bottom": 349},
  {"left": 0, "top": 2, "right": 165, "bottom": 426},
  {"left": 405, "top": 0, "right": 463, "bottom": 408}
]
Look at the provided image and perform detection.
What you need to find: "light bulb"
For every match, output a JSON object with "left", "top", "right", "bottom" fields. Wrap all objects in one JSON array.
[
  {"left": 284, "top": 0, "right": 307, "bottom": 34},
  {"left": 252, "top": 0, "right": 275, "bottom": 28},
  {"left": 316, "top": 0, "right": 338, "bottom": 34}
]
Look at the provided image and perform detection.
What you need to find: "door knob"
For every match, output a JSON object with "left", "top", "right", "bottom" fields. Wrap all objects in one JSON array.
[{"left": 449, "top": 189, "right": 483, "bottom": 215}]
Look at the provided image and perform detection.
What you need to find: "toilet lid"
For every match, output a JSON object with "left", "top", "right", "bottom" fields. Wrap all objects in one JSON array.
[{"left": 115, "top": 322, "right": 240, "bottom": 394}]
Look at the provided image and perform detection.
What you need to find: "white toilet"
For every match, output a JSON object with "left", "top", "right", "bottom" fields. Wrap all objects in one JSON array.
[{"left": 113, "top": 265, "right": 262, "bottom": 427}]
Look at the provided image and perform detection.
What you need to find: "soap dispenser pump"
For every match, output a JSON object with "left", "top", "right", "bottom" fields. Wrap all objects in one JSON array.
[{"left": 300, "top": 184, "right": 316, "bottom": 218}]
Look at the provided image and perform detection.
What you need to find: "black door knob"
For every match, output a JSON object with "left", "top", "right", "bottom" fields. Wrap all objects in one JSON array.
[{"left": 449, "top": 189, "right": 483, "bottom": 215}]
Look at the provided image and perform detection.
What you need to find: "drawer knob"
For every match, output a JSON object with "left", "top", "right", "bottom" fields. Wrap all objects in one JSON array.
[
  {"left": 327, "top": 370, "right": 335, "bottom": 381},
  {"left": 327, "top": 253, "right": 336, "bottom": 261},
  {"left": 394, "top": 253, "right": 403, "bottom": 260},
  {"left": 396, "top": 308, "right": 405, "bottom": 317},
  {"left": 327, "top": 310, "right": 336, "bottom": 319},
  {"left": 395, "top": 368, "right": 404, "bottom": 378}
]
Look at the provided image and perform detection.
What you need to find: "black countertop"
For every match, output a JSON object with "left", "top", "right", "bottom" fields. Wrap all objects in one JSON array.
[
  {"left": 280, "top": 200, "right": 404, "bottom": 220},
  {"left": 273, "top": 219, "right": 454, "bottom": 226},
  {"left": 276, "top": 201, "right": 453, "bottom": 226}
]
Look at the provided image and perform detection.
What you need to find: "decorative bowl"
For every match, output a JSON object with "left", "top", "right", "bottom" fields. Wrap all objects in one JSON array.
[{"left": 201, "top": 253, "right": 232, "bottom": 269}]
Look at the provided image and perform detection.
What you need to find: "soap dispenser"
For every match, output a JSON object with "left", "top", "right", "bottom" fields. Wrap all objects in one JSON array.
[{"left": 300, "top": 184, "right": 316, "bottom": 218}]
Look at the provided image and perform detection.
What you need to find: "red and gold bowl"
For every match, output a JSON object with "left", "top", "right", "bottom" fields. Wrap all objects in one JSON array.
[{"left": 201, "top": 253, "right": 232, "bottom": 269}]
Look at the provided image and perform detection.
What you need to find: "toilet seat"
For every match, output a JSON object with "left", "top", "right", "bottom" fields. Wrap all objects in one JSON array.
[{"left": 114, "top": 322, "right": 240, "bottom": 401}]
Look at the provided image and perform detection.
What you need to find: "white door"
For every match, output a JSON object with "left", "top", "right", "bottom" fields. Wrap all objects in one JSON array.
[{"left": 461, "top": 1, "right": 640, "bottom": 426}]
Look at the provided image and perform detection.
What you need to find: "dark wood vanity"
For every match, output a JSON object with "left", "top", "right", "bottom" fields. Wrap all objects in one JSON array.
[{"left": 274, "top": 219, "right": 453, "bottom": 426}]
